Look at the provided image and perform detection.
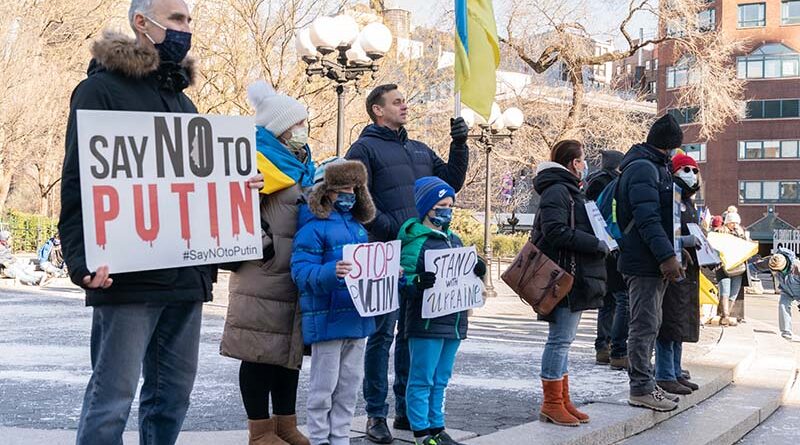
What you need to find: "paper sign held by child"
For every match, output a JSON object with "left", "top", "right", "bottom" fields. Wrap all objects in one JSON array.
[
  {"left": 344, "top": 240, "right": 401, "bottom": 317},
  {"left": 422, "top": 246, "right": 485, "bottom": 319}
]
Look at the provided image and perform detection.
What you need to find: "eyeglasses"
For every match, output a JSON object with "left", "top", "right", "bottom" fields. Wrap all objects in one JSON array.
[{"left": 682, "top": 166, "right": 699, "bottom": 174}]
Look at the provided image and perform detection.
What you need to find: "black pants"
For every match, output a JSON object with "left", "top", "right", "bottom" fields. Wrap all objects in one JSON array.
[{"left": 239, "top": 361, "right": 300, "bottom": 420}]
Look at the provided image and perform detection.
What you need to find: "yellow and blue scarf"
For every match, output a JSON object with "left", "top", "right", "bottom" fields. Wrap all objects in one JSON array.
[{"left": 255, "top": 126, "right": 316, "bottom": 194}]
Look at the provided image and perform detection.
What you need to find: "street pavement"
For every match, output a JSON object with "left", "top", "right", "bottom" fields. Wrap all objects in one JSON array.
[{"left": 3, "top": 272, "right": 789, "bottom": 443}]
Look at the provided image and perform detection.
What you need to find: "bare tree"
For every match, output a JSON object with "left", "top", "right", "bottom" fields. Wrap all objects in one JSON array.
[{"left": 502, "top": 0, "right": 744, "bottom": 142}]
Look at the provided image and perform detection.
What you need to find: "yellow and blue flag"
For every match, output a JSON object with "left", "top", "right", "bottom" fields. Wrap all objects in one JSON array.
[
  {"left": 255, "top": 127, "right": 316, "bottom": 195},
  {"left": 455, "top": 0, "right": 500, "bottom": 120}
]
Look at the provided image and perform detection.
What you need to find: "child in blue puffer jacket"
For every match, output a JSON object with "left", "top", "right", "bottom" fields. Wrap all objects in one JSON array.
[{"left": 291, "top": 158, "right": 377, "bottom": 445}]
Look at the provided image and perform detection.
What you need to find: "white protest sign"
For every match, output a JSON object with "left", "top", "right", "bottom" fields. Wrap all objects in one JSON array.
[
  {"left": 687, "top": 223, "right": 721, "bottom": 266},
  {"left": 673, "top": 184, "right": 683, "bottom": 264},
  {"left": 344, "top": 241, "right": 401, "bottom": 317},
  {"left": 77, "top": 110, "right": 261, "bottom": 273},
  {"left": 585, "top": 201, "right": 619, "bottom": 251},
  {"left": 422, "top": 246, "right": 485, "bottom": 319}
]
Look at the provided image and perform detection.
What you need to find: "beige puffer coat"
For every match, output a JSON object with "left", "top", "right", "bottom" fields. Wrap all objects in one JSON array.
[{"left": 220, "top": 183, "right": 305, "bottom": 369}]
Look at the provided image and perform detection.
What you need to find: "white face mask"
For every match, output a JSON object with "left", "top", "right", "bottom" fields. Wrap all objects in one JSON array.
[
  {"left": 287, "top": 126, "right": 308, "bottom": 150},
  {"left": 676, "top": 168, "right": 698, "bottom": 189}
]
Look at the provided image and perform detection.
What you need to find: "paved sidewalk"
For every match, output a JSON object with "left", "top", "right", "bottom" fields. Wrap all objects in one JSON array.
[{"left": 0, "top": 276, "right": 720, "bottom": 444}]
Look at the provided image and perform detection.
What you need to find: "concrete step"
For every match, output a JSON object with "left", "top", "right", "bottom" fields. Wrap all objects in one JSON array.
[
  {"left": 350, "top": 416, "right": 477, "bottom": 444},
  {"left": 464, "top": 324, "right": 757, "bottom": 445},
  {"left": 618, "top": 321, "right": 796, "bottom": 445}
]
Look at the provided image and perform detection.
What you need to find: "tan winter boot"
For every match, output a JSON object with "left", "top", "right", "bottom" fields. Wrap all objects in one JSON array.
[
  {"left": 727, "top": 301, "right": 739, "bottom": 326},
  {"left": 274, "top": 415, "right": 311, "bottom": 445},
  {"left": 539, "top": 379, "right": 580, "bottom": 427},
  {"left": 562, "top": 375, "right": 590, "bottom": 423},
  {"left": 720, "top": 299, "right": 731, "bottom": 326},
  {"left": 248, "top": 418, "right": 289, "bottom": 445}
]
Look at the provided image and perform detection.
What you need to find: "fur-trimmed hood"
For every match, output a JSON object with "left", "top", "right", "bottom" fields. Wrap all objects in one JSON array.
[
  {"left": 306, "top": 160, "right": 375, "bottom": 224},
  {"left": 89, "top": 30, "right": 196, "bottom": 88}
]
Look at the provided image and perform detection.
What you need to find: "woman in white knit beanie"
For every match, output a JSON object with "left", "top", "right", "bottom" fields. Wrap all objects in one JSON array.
[{"left": 220, "top": 80, "right": 313, "bottom": 445}]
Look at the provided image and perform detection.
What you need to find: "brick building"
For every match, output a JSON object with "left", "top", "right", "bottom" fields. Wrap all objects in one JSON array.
[
  {"left": 656, "top": 0, "right": 800, "bottom": 241},
  {"left": 612, "top": 39, "right": 660, "bottom": 102}
]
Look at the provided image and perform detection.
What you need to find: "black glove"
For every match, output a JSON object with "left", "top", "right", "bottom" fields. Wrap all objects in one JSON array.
[
  {"left": 450, "top": 117, "right": 469, "bottom": 145},
  {"left": 473, "top": 259, "right": 487, "bottom": 278},
  {"left": 597, "top": 240, "right": 610, "bottom": 258},
  {"left": 414, "top": 271, "right": 437, "bottom": 291}
]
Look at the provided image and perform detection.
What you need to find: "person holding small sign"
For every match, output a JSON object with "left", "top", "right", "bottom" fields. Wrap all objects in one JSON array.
[
  {"left": 397, "top": 176, "right": 485, "bottom": 445},
  {"left": 291, "top": 158, "right": 377, "bottom": 445},
  {"left": 654, "top": 153, "right": 703, "bottom": 396},
  {"left": 59, "top": 2, "right": 265, "bottom": 444},
  {"left": 532, "top": 141, "right": 608, "bottom": 427},
  {"left": 219, "top": 81, "right": 316, "bottom": 445}
]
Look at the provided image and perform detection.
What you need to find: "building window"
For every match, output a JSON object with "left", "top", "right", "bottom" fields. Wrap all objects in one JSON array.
[
  {"left": 666, "top": 56, "right": 696, "bottom": 89},
  {"left": 746, "top": 99, "right": 800, "bottom": 119},
  {"left": 739, "top": 139, "right": 800, "bottom": 159},
  {"left": 683, "top": 143, "right": 707, "bottom": 162},
  {"left": 654, "top": 59, "right": 659, "bottom": 70},
  {"left": 626, "top": 64, "right": 632, "bottom": 74},
  {"left": 668, "top": 107, "right": 699, "bottom": 125},
  {"left": 645, "top": 60, "right": 651, "bottom": 70},
  {"left": 738, "top": 3, "right": 766, "bottom": 28},
  {"left": 648, "top": 80, "right": 657, "bottom": 94},
  {"left": 736, "top": 43, "right": 800, "bottom": 79},
  {"left": 740, "top": 180, "right": 800, "bottom": 203},
  {"left": 698, "top": 8, "right": 716, "bottom": 31},
  {"left": 784, "top": 1, "right": 800, "bottom": 25}
]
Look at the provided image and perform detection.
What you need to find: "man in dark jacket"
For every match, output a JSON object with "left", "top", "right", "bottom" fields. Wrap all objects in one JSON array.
[
  {"left": 346, "top": 84, "right": 469, "bottom": 442},
  {"left": 585, "top": 150, "right": 629, "bottom": 369},
  {"left": 59, "top": 2, "right": 263, "bottom": 444},
  {"left": 616, "top": 114, "right": 685, "bottom": 412}
]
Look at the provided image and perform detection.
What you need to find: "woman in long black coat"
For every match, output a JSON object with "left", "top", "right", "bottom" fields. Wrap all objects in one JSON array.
[{"left": 655, "top": 153, "right": 701, "bottom": 395}]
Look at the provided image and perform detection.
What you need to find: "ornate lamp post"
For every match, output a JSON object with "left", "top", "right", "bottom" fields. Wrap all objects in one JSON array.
[
  {"left": 461, "top": 104, "right": 524, "bottom": 297},
  {"left": 296, "top": 16, "right": 393, "bottom": 157}
]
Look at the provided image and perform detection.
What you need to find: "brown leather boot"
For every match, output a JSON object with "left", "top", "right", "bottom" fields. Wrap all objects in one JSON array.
[
  {"left": 274, "top": 415, "right": 310, "bottom": 445},
  {"left": 720, "top": 299, "right": 731, "bottom": 326},
  {"left": 248, "top": 418, "right": 289, "bottom": 445},
  {"left": 562, "top": 375, "right": 589, "bottom": 423},
  {"left": 539, "top": 379, "right": 580, "bottom": 426}
]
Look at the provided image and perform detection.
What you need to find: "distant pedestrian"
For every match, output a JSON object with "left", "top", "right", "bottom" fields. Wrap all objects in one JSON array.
[
  {"left": 769, "top": 249, "right": 800, "bottom": 341},
  {"left": 0, "top": 231, "right": 45, "bottom": 286},
  {"left": 533, "top": 140, "right": 608, "bottom": 426},
  {"left": 616, "top": 114, "right": 685, "bottom": 412},
  {"left": 715, "top": 212, "right": 747, "bottom": 326},
  {"left": 291, "top": 158, "right": 377, "bottom": 445}
]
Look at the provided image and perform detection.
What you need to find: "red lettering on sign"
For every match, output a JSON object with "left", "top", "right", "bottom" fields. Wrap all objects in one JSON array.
[
  {"left": 133, "top": 184, "right": 160, "bottom": 246},
  {"left": 171, "top": 183, "right": 195, "bottom": 248},
  {"left": 229, "top": 181, "right": 254, "bottom": 237},
  {"left": 93, "top": 185, "right": 119, "bottom": 249},
  {"left": 207, "top": 182, "right": 220, "bottom": 246}
]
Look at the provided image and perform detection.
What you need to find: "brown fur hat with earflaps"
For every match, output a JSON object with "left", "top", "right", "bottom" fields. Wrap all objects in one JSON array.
[{"left": 308, "top": 158, "right": 375, "bottom": 223}]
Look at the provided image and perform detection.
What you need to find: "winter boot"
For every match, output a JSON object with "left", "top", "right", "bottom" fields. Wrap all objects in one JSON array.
[
  {"left": 727, "top": 301, "right": 739, "bottom": 326},
  {"left": 595, "top": 346, "right": 610, "bottom": 365},
  {"left": 539, "top": 379, "right": 580, "bottom": 426},
  {"left": 720, "top": 299, "right": 731, "bottom": 326},
  {"left": 562, "top": 375, "right": 589, "bottom": 423},
  {"left": 249, "top": 418, "right": 289, "bottom": 445},
  {"left": 274, "top": 415, "right": 310, "bottom": 445},
  {"left": 609, "top": 356, "right": 629, "bottom": 370}
]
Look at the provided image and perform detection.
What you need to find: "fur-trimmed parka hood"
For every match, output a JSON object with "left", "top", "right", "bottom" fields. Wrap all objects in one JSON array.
[
  {"left": 88, "top": 30, "right": 196, "bottom": 90},
  {"left": 306, "top": 160, "right": 375, "bottom": 224}
]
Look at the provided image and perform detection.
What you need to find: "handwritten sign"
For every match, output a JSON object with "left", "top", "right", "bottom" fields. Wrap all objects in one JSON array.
[
  {"left": 585, "top": 201, "right": 618, "bottom": 251},
  {"left": 344, "top": 241, "right": 401, "bottom": 317},
  {"left": 77, "top": 110, "right": 261, "bottom": 273},
  {"left": 422, "top": 246, "right": 485, "bottom": 319},
  {"left": 687, "top": 223, "right": 721, "bottom": 266}
]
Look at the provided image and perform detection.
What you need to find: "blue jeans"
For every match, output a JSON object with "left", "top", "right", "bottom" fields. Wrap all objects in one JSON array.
[
  {"left": 76, "top": 301, "right": 203, "bottom": 445},
  {"left": 363, "top": 308, "right": 409, "bottom": 418},
  {"left": 779, "top": 292, "right": 800, "bottom": 337},
  {"left": 405, "top": 337, "right": 460, "bottom": 433},
  {"left": 719, "top": 275, "right": 743, "bottom": 302},
  {"left": 654, "top": 339, "right": 682, "bottom": 381},
  {"left": 594, "top": 290, "right": 629, "bottom": 358},
  {"left": 540, "top": 306, "right": 583, "bottom": 380}
]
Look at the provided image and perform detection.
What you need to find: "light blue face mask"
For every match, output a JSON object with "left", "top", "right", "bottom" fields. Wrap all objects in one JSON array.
[{"left": 333, "top": 192, "right": 356, "bottom": 213}]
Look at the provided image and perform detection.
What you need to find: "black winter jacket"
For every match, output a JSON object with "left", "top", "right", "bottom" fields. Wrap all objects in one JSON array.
[
  {"left": 659, "top": 183, "right": 701, "bottom": 343},
  {"left": 532, "top": 163, "right": 606, "bottom": 319},
  {"left": 58, "top": 31, "right": 216, "bottom": 306},
  {"left": 345, "top": 124, "right": 468, "bottom": 242},
  {"left": 616, "top": 144, "right": 676, "bottom": 277}
]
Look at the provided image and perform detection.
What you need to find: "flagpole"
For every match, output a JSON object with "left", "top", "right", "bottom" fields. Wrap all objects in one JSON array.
[{"left": 455, "top": 92, "right": 461, "bottom": 118}]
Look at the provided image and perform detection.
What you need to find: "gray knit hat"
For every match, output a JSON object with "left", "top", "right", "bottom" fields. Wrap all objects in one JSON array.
[{"left": 247, "top": 80, "right": 309, "bottom": 137}]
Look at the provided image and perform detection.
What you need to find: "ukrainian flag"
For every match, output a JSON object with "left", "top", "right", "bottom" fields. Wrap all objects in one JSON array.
[
  {"left": 255, "top": 127, "right": 316, "bottom": 195},
  {"left": 455, "top": 0, "right": 500, "bottom": 120}
]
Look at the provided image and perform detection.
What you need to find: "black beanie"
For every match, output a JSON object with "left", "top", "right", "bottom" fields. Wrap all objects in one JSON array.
[
  {"left": 646, "top": 114, "right": 684, "bottom": 150},
  {"left": 600, "top": 150, "right": 624, "bottom": 171}
]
